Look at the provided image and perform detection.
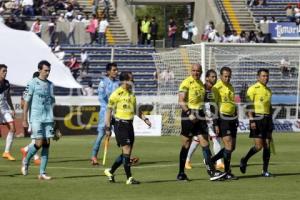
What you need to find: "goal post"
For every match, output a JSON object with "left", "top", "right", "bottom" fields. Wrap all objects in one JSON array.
[{"left": 152, "top": 43, "right": 300, "bottom": 135}]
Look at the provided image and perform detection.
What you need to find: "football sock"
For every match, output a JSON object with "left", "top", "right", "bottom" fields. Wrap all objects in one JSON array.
[
  {"left": 244, "top": 146, "right": 259, "bottom": 163},
  {"left": 25, "top": 144, "right": 39, "bottom": 164},
  {"left": 123, "top": 154, "right": 132, "bottom": 179},
  {"left": 202, "top": 145, "right": 214, "bottom": 170},
  {"left": 40, "top": 144, "right": 49, "bottom": 175},
  {"left": 186, "top": 140, "right": 199, "bottom": 161},
  {"left": 263, "top": 148, "right": 270, "bottom": 172},
  {"left": 212, "top": 137, "right": 222, "bottom": 164},
  {"left": 179, "top": 146, "right": 189, "bottom": 174},
  {"left": 4, "top": 131, "right": 14, "bottom": 153},
  {"left": 223, "top": 149, "right": 232, "bottom": 173},
  {"left": 211, "top": 148, "right": 224, "bottom": 163},
  {"left": 111, "top": 154, "right": 123, "bottom": 174}
]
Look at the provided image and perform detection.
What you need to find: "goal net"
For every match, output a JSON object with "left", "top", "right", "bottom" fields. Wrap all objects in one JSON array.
[{"left": 152, "top": 43, "right": 300, "bottom": 135}]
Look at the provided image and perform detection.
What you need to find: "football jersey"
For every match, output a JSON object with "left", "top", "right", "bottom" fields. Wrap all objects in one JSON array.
[
  {"left": 108, "top": 86, "right": 136, "bottom": 120},
  {"left": 178, "top": 76, "right": 205, "bottom": 110},
  {"left": 0, "top": 79, "right": 11, "bottom": 111},
  {"left": 23, "top": 77, "right": 55, "bottom": 123},
  {"left": 247, "top": 82, "right": 272, "bottom": 115}
]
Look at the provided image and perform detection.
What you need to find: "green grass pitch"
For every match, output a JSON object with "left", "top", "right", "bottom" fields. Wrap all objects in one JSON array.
[{"left": 1, "top": 133, "right": 300, "bottom": 200}]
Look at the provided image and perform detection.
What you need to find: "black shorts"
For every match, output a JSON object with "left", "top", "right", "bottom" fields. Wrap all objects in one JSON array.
[
  {"left": 219, "top": 115, "right": 238, "bottom": 138},
  {"left": 250, "top": 114, "right": 273, "bottom": 139},
  {"left": 181, "top": 109, "right": 208, "bottom": 137},
  {"left": 114, "top": 119, "right": 134, "bottom": 147}
]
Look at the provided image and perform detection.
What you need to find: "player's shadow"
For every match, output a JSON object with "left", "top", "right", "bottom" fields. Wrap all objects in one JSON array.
[
  {"left": 231, "top": 163, "right": 277, "bottom": 168},
  {"left": 50, "top": 158, "right": 90, "bottom": 163},
  {"left": 136, "top": 160, "right": 172, "bottom": 166},
  {"left": 58, "top": 174, "right": 105, "bottom": 179},
  {"left": 238, "top": 172, "right": 300, "bottom": 179},
  {"left": 142, "top": 178, "right": 206, "bottom": 184}
]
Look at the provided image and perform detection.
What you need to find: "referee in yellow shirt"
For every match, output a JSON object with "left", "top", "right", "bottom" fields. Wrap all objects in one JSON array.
[
  {"left": 103, "top": 71, "right": 151, "bottom": 185},
  {"left": 240, "top": 68, "right": 274, "bottom": 177},
  {"left": 177, "top": 64, "right": 225, "bottom": 181},
  {"left": 210, "top": 66, "right": 239, "bottom": 180}
]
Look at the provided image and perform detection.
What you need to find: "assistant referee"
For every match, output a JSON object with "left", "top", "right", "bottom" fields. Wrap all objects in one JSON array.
[{"left": 240, "top": 68, "right": 274, "bottom": 177}]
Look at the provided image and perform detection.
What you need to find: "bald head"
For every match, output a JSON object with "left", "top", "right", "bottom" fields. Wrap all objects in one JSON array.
[{"left": 191, "top": 63, "right": 202, "bottom": 80}]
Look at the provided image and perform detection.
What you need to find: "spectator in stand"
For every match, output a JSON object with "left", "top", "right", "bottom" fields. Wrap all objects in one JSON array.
[
  {"left": 295, "top": 3, "right": 300, "bottom": 20},
  {"left": 141, "top": 16, "right": 150, "bottom": 45},
  {"left": 188, "top": 19, "right": 196, "bottom": 44},
  {"left": 82, "top": 81, "right": 94, "bottom": 96},
  {"left": 31, "top": 18, "right": 42, "bottom": 38},
  {"left": 80, "top": 49, "right": 90, "bottom": 75},
  {"left": 86, "top": 14, "right": 98, "bottom": 45},
  {"left": 57, "top": 13, "right": 65, "bottom": 22},
  {"left": 150, "top": 16, "right": 158, "bottom": 47},
  {"left": 22, "top": 0, "right": 34, "bottom": 16},
  {"left": 222, "top": 30, "right": 232, "bottom": 43},
  {"left": 260, "top": 16, "right": 270, "bottom": 24},
  {"left": 103, "top": 0, "right": 110, "bottom": 21},
  {"left": 98, "top": 15, "right": 109, "bottom": 46},
  {"left": 280, "top": 57, "right": 292, "bottom": 77},
  {"left": 67, "top": 15, "right": 76, "bottom": 44},
  {"left": 47, "top": 18, "right": 56, "bottom": 46},
  {"left": 257, "top": 31, "right": 265, "bottom": 43},
  {"left": 202, "top": 21, "right": 214, "bottom": 41},
  {"left": 41, "top": 1, "right": 50, "bottom": 16},
  {"left": 168, "top": 17, "right": 177, "bottom": 48},
  {"left": 52, "top": 41, "right": 65, "bottom": 61},
  {"left": 92, "top": 0, "right": 99, "bottom": 16},
  {"left": 248, "top": 30, "right": 258, "bottom": 43},
  {"left": 67, "top": 53, "right": 80, "bottom": 80},
  {"left": 269, "top": 16, "right": 277, "bottom": 23},
  {"left": 240, "top": 31, "right": 248, "bottom": 43},
  {"left": 231, "top": 30, "right": 240, "bottom": 43},
  {"left": 285, "top": 3, "right": 295, "bottom": 22},
  {"left": 160, "top": 67, "right": 175, "bottom": 88}
]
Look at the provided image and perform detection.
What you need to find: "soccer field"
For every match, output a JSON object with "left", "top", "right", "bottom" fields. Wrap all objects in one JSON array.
[{"left": 1, "top": 134, "right": 300, "bottom": 200}]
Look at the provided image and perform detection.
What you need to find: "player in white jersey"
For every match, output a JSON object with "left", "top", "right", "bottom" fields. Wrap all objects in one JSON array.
[
  {"left": 185, "top": 69, "right": 224, "bottom": 170},
  {"left": 0, "top": 64, "right": 16, "bottom": 161}
]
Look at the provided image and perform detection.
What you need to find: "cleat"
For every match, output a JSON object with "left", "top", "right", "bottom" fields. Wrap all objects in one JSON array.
[
  {"left": 2, "top": 152, "right": 16, "bottom": 161},
  {"left": 20, "top": 148, "right": 27, "bottom": 160},
  {"left": 185, "top": 161, "right": 192, "bottom": 169},
  {"left": 216, "top": 162, "right": 225, "bottom": 170},
  {"left": 209, "top": 170, "right": 227, "bottom": 181},
  {"left": 21, "top": 160, "right": 29, "bottom": 176},
  {"left": 34, "top": 159, "right": 41, "bottom": 166},
  {"left": 224, "top": 172, "right": 239, "bottom": 180},
  {"left": 91, "top": 157, "right": 99, "bottom": 165},
  {"left": 38, "top": 174, "right": 52, "bottom": 180},
  {"left": 203, "top": 159, "right": 214, "bottom": 177},
  {"left": 177, "top": 173, "right": 190, "bottom": 181},
  {"left": 104, "top": 168, "right": 115, "bottom": 182},
  {"left": 126, "top": 177, "right": 140, "bottom": 185},
  {"left": 240, "top": 157, "right": 247, "bottom": 174},
  {"left": 261, "top": 171, "right": 274, "bottom": 177}
]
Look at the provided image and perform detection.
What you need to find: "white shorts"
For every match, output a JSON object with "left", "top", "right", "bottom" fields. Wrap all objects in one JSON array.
[
  {"left": 208, "top": 123, "right": 217, "bottom": 137},
  {"left": 0, "top": 111, "right": 13, "bottom": 124}
]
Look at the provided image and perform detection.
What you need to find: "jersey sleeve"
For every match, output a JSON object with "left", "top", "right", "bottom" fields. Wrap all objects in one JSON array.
[
  {"left": 178, "top": 79, "right": 189, "bottom": 93},
  {"left": 107, "top": 92, "right": 117, "bottom": 110},
  {"left": 23, "top": 80, "right": 34, "bottom": 103},
  {"left": 98, "top": 79, "right": 107, "bottom": 104},
  {"left": 246, "top": 86, "right": 255, "bottom": 102}
]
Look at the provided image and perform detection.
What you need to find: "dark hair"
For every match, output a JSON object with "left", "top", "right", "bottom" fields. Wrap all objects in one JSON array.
[
  {"left": 257, "top": 68, "right": 269, "bottom": 76},
  {"left": 32, "top": 71, "right": 39, "bottom": 78},
  {"left": 106, "top": 62, "right": 118, "bottom": 72},
  {"left": 88, "top": 81, "right": 93, "bottom": 87},
  {"left": 220, "top": 66, "right": 232, "bottom": 75},
  {"left": 0, "top": 64, "right": 7, "bottom": 70},
  {"left": 119, "top": 71, "right": 132, "bottom": 82},
  {"left": 38, "top": 60, "right": 51, "bottom": 70},
  {"left": 205, "top": 69, "right": 217, "bottom": 78}
]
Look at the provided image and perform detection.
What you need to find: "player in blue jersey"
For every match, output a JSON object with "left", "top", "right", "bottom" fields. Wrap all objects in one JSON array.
[
  {"left": 90, "top": 63, "right": 119, "bottom": 165},
  {"left": 21, "top": 60, "right": 55, "bottom": 180}
]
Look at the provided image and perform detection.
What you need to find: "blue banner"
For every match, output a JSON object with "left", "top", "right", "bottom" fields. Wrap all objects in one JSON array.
[{"left": 269, "top": 22, "right": 300, "bottom": 38}]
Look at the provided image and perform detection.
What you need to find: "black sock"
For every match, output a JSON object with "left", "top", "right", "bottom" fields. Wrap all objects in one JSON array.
[
  {"left": 223, "top": 149, "right": 232, "bottom": 173},
  {"left": 202, "top": 146, "right": 214, "bottom": 171},
  {"left": 179, "top": 146, "right": 189, "bottom": 174},
  {"left": 244, "top": 146, "right": 259, "bottom": 163},
  {"left": 211, "top": 148, "right": 224, "bottom": 163},
  {"left": 110, "top": 154, "right": 123, "bottom": 174},
  {"left": 123, "top": 154, "right": 132, "bottom": 179},
  {"left": 263, "top": 148, "right": 270, "bottom": 172}
]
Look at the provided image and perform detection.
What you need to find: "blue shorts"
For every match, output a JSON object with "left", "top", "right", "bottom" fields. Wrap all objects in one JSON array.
[{"left": 31, "top": 122, "right": 54, "bottom": 139}]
